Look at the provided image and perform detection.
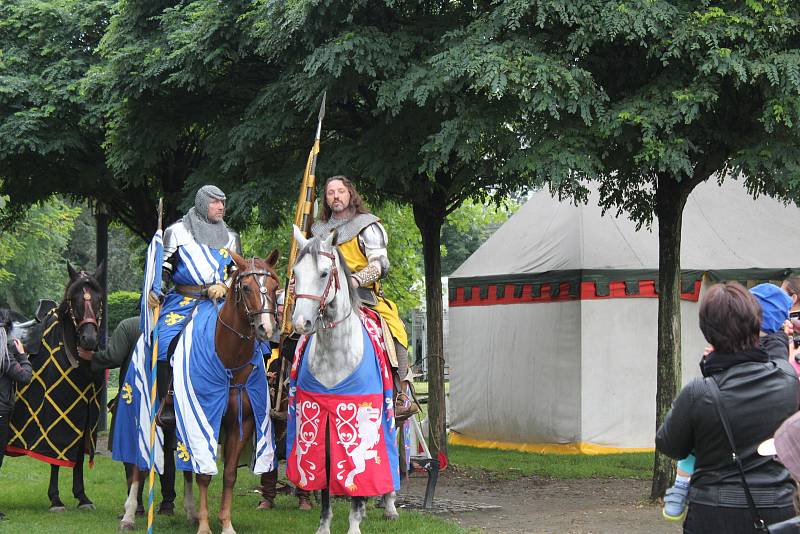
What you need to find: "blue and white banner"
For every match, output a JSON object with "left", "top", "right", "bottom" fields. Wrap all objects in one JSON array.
[
  {"left": 140, "top": 229, "right": 164, "bottom": 344},
  {"left": 111, "top": 335, "right": 165, "bottom": 473},
  {"left": 173, "top": 303, "right": 275, "bottom": 475}
]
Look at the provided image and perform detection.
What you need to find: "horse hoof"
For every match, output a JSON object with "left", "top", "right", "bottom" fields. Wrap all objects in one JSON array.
[
  {"left": 119, "top": 520, "right": 135, "bottom": 532},
  {"left": 78, "top": 502, "right": 96, "bottom": 511},
  {"left": 383, "top": 511, "right": 399, "bottom": 521},
  {"left": 49, "top": 505, "right": 67, "bottom": 513}
]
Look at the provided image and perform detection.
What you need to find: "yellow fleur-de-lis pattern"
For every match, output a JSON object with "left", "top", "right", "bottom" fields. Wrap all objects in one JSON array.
[
  {"left": 122, "top": 383, "right": 133, "bottom": 405},
  {"left": 164, "top": 312, "right": 185, "bottom": 326},
  {"left": 179, "top": 296, "right": 196, "bottom": 307},
  {"left": 177, "top": 441, "right": 191, "bottom": 462},
  {"left": 219, "top": 248, "right": 229, "bottom": 258}
]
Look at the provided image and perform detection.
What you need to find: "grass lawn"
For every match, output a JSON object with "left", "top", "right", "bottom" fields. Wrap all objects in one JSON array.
[
  {"left": 0, "top": 455, "right": 471, "bottom": 534},
  {"left": 447, "top": 444, "right": 654, "bottom": 481}
]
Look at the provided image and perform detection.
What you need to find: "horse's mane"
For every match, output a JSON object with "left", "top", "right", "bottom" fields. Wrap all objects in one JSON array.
[{"left": 296, "top": 237, "right": 362, "bottom": 310}]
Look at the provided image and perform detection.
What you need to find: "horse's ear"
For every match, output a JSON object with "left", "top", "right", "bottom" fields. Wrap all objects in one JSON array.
[
  {"left": 93, "top": 261, "right": 106, "bottom": 284},
  {"left": 228, "top": 250, "right": 248, "bottom": 270},
  {"left": 293, "top": 225, "right": 308, "bottom": 249},
  {"left": 265, "top": 248, "right": 280, "bottom": 267},
  {"left": 67, "top": 262, "right": 78, "bottom": 281},
  {"left": 323, "top": 230, "right": 336, "bottom": 247}
]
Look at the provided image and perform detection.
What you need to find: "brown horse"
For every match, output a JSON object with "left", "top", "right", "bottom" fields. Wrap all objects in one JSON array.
[
  {"left": 6, "top": 263, "right": 105, "bottom": 511},
  {"left": 120, "top": 251, "right": 280, "bottom": 534}
]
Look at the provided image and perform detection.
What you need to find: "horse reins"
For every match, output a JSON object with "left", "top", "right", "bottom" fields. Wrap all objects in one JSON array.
[
  {"left": 216, "top": 259, "right": 279, "bottom": 342},
  {"left": 293, "top": 250, "right": 353, "bottom": 330},
  {"left": 67, "top": 274, "right": 102, "bottom": 332}
]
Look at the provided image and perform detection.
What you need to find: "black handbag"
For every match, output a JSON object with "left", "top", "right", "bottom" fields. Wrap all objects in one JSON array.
[{"left": 704, "top": 377, "right": 770, "bottom": 533}]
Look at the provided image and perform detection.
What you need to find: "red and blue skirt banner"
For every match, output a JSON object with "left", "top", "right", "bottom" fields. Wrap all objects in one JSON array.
[{"left": 286, "top": 309, "right": 399, "bottom": 496}]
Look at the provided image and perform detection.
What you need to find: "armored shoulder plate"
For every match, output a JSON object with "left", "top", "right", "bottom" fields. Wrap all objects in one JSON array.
[
  {"left": 311, "top": 213, "right": 381, "bottom": 245},
  {"left": 163, "top": 220, "right": 193, "bottom": 266}
]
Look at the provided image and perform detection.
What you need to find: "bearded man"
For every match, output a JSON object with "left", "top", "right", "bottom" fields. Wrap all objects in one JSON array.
[
  {"left": 310, "top": 176, "right": 415, "bottom": 418},
  {"left": 148, "top": 185, "right": 241, "bottom": 427}
]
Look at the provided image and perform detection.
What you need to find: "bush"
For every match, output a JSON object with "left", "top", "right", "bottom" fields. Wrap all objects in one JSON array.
[{"left": 107, "top": 290, "right": 140, "bottom": 332}]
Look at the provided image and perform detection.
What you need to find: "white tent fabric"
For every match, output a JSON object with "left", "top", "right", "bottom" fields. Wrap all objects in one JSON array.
[
  {"left": 447, "top": 179, "right": 800, "bottom": 452},
  {"left": 452, "top": 179, "right": 797, "bottom": 276}
]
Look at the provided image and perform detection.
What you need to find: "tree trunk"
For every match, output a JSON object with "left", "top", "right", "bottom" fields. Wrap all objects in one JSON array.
[
  {"left": 95, "top": 207, "right": 109, "bottom": 432},
  {"left": 413, "top": 203, "right": 447, "bottom": 461},
  {"left": 650, "top": 176, "right": 690, "bottom": 500}
]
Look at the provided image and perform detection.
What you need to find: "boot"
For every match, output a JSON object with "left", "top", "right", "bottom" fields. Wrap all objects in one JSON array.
[
  {"left": 393, "top": 370, "right": 419, "bottom": 422},
  {"left": 156, "top": 361, "right": 176, "bottom": 429},
  {"left": 297, "top": 492, "right": 312, "bottom": 511}
]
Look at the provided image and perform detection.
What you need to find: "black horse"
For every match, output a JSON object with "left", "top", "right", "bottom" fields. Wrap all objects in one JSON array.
[{"left": 5, "top": 263, "right": 105, "bottom": 511}]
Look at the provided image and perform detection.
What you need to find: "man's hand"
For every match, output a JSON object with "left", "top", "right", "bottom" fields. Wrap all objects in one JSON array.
[
  {"left": 77, "top": 348, "right": 94, "bottom": 361},
  {"left": 11, "top": 338, "right": 26, "bottom": 359},
  {"left": 207, "top": 283, "right": 228, "bottom": 300},
  {"left": 147, "top": 291, "right": 161, "bottom": 309}
]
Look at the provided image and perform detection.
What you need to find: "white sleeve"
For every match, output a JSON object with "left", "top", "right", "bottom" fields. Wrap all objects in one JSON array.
[{"left": 358, "top": 222, "right": 390, "bottom": 276}]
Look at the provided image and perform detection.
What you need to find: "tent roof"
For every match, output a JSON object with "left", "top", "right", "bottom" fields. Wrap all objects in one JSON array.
[{"left": 451, "top": 179, "right": 800, "bottom": 278}]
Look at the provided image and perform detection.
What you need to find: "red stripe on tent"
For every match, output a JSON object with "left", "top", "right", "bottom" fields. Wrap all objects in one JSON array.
[{"left": 449, "top": 280, "right": 701, "bottom": 307}]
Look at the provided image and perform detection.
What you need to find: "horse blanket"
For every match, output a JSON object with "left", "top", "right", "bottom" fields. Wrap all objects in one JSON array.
[
  {"left": 286, "top": 308, "right": 399, "bottom": 496},
  {"left": 173, "top": 303, "right": 275, "bottom": 475},
  {"left": 7, "top": 312, "right": 101, "bottom": 467},
  {"left": 112, "top": 334, "right": 165, "bottom": 473},
  {"left": 156, "top": 243, "right": 232, "bottom": 362}
]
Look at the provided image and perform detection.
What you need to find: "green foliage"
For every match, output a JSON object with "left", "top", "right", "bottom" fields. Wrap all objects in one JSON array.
[
  {"left": 449, "top": 445, "right": 653, "bottom": 481},
  {"left": 442, "top": 199, "right": 520, "bottom": 276},
  {"left": 0, "top": 197, "right": 80, "bottom": 314},
  {"left": 107, "top": 290, "right": 140, "bottom": 332},
  {"left": 374, "top": 202, "right": 423, "bottom": 320}
]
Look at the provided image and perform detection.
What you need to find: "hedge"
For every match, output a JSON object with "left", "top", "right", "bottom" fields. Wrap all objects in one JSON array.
[{"left": 107, "top": 291, "right": 140, "bottom": 332}]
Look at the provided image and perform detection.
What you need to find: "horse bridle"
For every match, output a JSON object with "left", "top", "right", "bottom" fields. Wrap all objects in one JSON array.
[
  {"left": 216, "top": 259, "right": 279, "bottom": 341},
  {"left": 294, "top": 250, "right": 352, "bottom": 330},
  {"left": 67, "top": 274, "right": 102, "bottom": 333}
]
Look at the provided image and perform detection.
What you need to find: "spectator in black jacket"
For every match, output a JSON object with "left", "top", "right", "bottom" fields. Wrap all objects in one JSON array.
[
  {"left": 0, "top": 311, "right": 32, "bottom": 520},
  {"left": 656, "top": 282, "right": 800, "bottom": 533}
]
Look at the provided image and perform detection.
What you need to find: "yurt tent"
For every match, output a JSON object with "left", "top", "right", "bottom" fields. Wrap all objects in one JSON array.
[{"left": 446, "top": 180, "right": 800, "bottom": 453}]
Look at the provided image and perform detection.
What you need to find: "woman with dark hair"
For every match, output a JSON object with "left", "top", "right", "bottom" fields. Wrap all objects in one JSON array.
[
  {"left": 656, "top": 282, "right": 800, "bottom": 533},
  {"left": 0, "top": 311, "right": 31, "bottom": 520}
]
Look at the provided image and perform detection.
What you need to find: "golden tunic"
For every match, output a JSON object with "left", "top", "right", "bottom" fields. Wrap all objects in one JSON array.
[{"left": 337, "top": 236, "right": 408, "bottom": 348}]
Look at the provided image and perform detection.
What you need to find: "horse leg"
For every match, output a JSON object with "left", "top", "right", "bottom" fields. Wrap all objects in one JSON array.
[
  {"left": 316, "top": 489, "right": 333, "bottom": 534},
  {"left": 195, "top": 473, "right": 213, "bottom": 534},
  {"left": 219, "top": 407, "right": 255, "bottom": 534},
  {"left": 382, "top": 490, "right": 399, "bottom": 520},
  {"left": 183, "top": 470, "right": 197, "bottom": 523},
  {"left": 48, "top": 465, "right": 66, "bottom": 511},
  {"left": 73, "top": 447, "right": 94, "bottom": 510},
  {"left": 347, "top": 496, "right": 368, "bottom": 534},
  {"left": 120, "top": 465, "right": 140, "bottom": 531}
]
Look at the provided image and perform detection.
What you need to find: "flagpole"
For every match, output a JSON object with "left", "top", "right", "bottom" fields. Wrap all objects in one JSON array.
[
  {"left": 147, "top": 199, "right": 163, "bottom": 534},
  {"left": 276, "top": 91, "right": 326, "bottom": 411}
]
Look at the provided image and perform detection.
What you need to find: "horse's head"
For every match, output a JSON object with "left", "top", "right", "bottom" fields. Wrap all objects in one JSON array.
[
  {"left": 60, "top": 262, "right": 105, "bottom": 351},
  {"left": 291, "top": 225, "right": 357, "bottom": 335},
  {"left": 229, "top": 250, "right": 281, "bottom": 342}
]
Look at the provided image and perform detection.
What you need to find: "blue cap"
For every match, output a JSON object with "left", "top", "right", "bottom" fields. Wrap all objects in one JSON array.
[{"left": 750, "top": 283, "right": 792, "bottom": 333}]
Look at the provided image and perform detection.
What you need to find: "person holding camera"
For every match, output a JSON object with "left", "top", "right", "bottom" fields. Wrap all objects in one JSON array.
[
  {"left": 657, "top": 282, "right": 799, "bottom": 533},
  {"left": 0, "top": 314, "right": 32, "bottom": 520}
]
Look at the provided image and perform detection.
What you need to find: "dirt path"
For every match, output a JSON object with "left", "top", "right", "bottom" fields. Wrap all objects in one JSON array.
[{"left": 400, "top": 468, "right": 682, "bottom": 534}]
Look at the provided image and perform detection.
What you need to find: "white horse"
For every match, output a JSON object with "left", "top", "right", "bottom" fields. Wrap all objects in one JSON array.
[{"left": 291, "top": 226, "right": 399, "bottom": 534}]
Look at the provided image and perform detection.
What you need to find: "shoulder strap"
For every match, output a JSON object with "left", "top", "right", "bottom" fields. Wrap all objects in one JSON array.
[{"left": 703, "top": 377, "right": 768, "bottom": 533}]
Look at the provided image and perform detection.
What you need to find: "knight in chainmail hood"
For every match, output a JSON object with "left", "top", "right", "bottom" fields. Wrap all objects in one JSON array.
[
  {"left": 149, "top": 184, "right": 242, "bottom": 433},
  {"left": 181, "top": 185, "right": 231, "bottom": 249}
]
